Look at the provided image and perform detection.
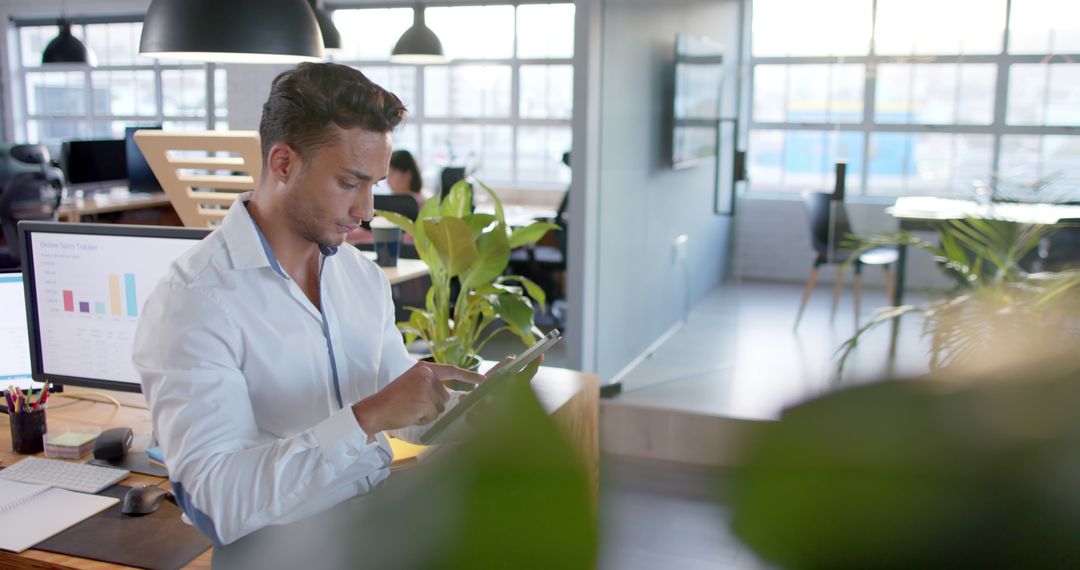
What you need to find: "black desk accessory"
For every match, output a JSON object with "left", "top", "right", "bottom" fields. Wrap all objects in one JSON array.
[
  {"left": 89, "top": 431, "right": 168, "bottom": 478},
  {"left": 93, "top": 427, "right": 133, "bottom": 461}
]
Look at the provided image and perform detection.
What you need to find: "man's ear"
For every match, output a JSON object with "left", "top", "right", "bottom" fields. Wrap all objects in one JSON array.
[{"left": 266, "top": 143, "right": 299, "bottom": 183}]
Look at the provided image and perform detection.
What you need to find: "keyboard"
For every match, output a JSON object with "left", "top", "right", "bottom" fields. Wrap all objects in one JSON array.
[{"left": 0, "top": 456, "right": 129, "bottom": 494}]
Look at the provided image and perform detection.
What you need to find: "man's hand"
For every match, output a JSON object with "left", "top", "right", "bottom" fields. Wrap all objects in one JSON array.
[{"left": 352, "top": 362, "right": 485, "bottom": 439}]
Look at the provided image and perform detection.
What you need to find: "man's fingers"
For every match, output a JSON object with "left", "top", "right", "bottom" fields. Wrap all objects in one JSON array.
[{"left": 428, "top": 362, "right": 486, "bottom": 385}]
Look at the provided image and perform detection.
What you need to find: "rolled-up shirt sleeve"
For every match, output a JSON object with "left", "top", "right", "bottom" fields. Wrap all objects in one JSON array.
[{"left": 134, "top": 283, "right": 389, "bottom": 546}]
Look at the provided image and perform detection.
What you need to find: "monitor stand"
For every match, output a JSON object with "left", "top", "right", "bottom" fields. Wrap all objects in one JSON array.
[{"left": 88, "top": 430, "right": 167, "bottom": 478}]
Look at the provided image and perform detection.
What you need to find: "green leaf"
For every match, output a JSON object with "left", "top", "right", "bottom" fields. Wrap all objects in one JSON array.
[
  {"left": 504, "top": 275, "right": 547, "bottom": 311},
  {"left": 461, "top": 224, "right": 511, "bottom": 291},
  {"left": 508, "top": 222, "right": 561, "bottom": 249},
  {"left": 475, "top": 180, "right": 506, "bottom": 226},
  {"left": 462, "top": 213, "right": 498, "bottom": 235},
  {"left": 412, "top": 198, "right": 443, "bottom": 273},
  {"left": 441, "top": 180, "right": 474, "bottom": 218},
  {"left": 373, "top": 209, "right": 415, "bottom": 237},
  {"left": 424, "top": 217, "right": 478, "bottom": 278},
  {"left": 492, "top": 293, "right": 534, "bottom": 337}
]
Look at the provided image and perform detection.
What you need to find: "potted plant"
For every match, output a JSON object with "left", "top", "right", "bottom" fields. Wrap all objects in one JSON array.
[
  {"left": 376, "top": 180, "right": 560, "bottom": 368},
  {"left": 836, "top": 218, "right": 1080, "bottom": 380}
]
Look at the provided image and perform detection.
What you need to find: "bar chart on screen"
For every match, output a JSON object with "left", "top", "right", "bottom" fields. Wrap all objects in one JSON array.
[{"left": 29, "top": 232, "right": 196, "bottom": 386}]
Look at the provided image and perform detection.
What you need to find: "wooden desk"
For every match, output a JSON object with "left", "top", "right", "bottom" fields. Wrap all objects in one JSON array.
[
  {"left": 0, "top": 367, "right": 597, "bottom": 569},
  {"left": 57, "top": 190, "right": 174, "bottom": 223},
  {"left": 475, "top": 204, "right": 557, "bottom": 228},
  {"left": 887, "top": 197, "right": 1080, "bottom": 305},
  {"left": 379, "top": 258, "right": 430, "bottom": 285}
]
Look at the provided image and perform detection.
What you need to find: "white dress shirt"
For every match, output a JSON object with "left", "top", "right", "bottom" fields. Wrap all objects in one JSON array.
[{"left": 133, "top": 194, "right": 418, "bottom": 546}]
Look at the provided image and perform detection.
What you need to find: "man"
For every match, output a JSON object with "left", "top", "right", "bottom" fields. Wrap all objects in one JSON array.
[{"left": 133, "top": 62, "right": 483, "bottom": 546}]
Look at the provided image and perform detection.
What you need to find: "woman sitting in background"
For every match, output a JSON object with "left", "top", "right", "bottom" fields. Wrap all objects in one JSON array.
[
  {"left": 388, "top": 149, "right": 425, "bottom": 208},
  {"left": 345, "top": 149, "right": 424, "bottom": 246}
]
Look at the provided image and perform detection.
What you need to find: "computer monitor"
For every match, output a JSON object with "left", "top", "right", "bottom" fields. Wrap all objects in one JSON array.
[
  {"left": 18, "top": 221, "right": 210, "bottom": 393},
  {"left": 125, "top": 126, "right": 163, "bottom": 192},
  {"left": 0, "top": 271, "right": 41, "bottom": 393},
  {"left": 62, "top": 139, "right": 127, "bottom": 187}
]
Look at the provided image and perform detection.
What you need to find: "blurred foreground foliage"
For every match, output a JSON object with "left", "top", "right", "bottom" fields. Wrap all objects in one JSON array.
[{"left": 731, "top": 353, "right": 1080, "bottom": 569}]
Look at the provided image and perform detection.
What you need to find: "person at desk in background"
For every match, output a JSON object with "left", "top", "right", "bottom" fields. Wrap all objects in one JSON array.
[
  {"left": 388, "top": 149, "right": 425, "bottom": 208},
  {"left": 132, "top": 62, "right": 484, "bottom": 547},
  {"left": 344, "top": 149, "right": 425, "bottom": 245}
]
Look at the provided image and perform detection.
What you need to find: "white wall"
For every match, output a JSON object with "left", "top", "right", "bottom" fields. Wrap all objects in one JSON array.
[{"left": 583, "top": 0, "right": 742, "bottom": 385}]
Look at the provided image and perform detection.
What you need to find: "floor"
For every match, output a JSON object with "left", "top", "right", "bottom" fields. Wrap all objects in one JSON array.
[
  {"left": 481, "top": 280, "right": 936, "bottom": 569},
  {"left": 611, "top": 280, "right": 933, "bottom": 420},
  {"left": 597, "top": 457, "right": 774, "bottom": 570}
]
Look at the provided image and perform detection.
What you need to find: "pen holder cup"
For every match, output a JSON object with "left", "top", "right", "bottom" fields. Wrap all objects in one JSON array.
[{"left": 10, "top": 408, "right": 47, "bottom": 455}]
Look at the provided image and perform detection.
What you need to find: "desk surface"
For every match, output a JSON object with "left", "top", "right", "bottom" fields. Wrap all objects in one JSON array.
[
  {"left": 889, "top": 196, "right": 1080, "bottom": 225},
  {"left": 57, "top": 189, "right": 174, "bottom": 223},
  {"left": 357, "top": 252, "right": 430, "bottom": 285},
  {"left": 474, "top": 204, "right": 558, "bottom": 228},
  {"left": 0, "top": 366, "right": 597, "bottom": 569}
]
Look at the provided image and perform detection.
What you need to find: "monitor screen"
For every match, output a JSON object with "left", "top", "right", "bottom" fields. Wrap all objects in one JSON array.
[
  {"left": 63, "top": 139, "right": 127, "bottom": 186},
  {"left": 0, "top": 272, "right": 41, "bottom": 392},
  {"left": 125, "top": 126, "right": 163, "bottom": 192},
  {"left": 19, "top": 222, "right": 209, "bottom": 393}
]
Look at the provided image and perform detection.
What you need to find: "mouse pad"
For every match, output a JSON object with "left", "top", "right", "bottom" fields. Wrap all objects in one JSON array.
[{"left": 34, "top": 484, "right": 212, "bottom": 570}]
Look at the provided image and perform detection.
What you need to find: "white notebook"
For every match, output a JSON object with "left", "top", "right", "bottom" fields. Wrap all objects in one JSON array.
[{"left": 0, "top": 479, "right": 118, "bottom": 552}]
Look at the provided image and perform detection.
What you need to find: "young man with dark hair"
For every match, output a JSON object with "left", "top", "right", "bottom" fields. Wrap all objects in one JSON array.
[{"left": 133, "top": 62, "right": 482, "bottom": 546}]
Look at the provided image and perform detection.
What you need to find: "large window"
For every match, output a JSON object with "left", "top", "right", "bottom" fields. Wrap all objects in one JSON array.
[
  {"left": 748, "top": 0, "right": 1080, "bottom": 200},
  {"left": 331, "top": 3, "right": 575, "bottom": 190},
  {"left": 13, "top": 20, "right": 226, "bottom": 146}
]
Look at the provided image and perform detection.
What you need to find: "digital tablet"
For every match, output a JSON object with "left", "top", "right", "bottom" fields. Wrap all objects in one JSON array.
[{"left": 419, "top": 329, "right": 562, "bottom": 445}]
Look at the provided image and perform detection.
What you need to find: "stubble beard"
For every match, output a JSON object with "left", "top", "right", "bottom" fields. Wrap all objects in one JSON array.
[{"left": 285, "top": 183, "right": 341, "bottom": 251}]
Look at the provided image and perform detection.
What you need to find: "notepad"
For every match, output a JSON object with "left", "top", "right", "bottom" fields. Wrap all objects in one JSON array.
[{"left": 0, "top": 480, "right": 118, "bottom": 552}]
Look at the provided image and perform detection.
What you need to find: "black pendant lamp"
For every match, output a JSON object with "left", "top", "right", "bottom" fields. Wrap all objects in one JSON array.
[
  {"left": 391, "top": 6, "right": 447, "bottom": 64},
  {"left": 309, "top": 0, "right": 341, "bottom": 54},
  {"left": 42, "top": 18, "right": 96, "bottom": 65},
  {"left": 139, "top": 0, "right": 324, "bottom": 64}
]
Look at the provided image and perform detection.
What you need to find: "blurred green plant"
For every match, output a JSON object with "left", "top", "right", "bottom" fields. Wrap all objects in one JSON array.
[
  {"left": 377, "top": 179, "right": 559, "bottom": 368},
  {"left": 836, "top": 218, "right": 1080, "bottom": 379},
  {"left": 731, "top": 354, "right": 1080, "bottom": 569}
]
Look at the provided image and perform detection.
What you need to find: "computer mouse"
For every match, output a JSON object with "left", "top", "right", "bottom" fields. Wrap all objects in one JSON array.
[{"left": 121, "top": 485, "right": 173, "bottom": 516}]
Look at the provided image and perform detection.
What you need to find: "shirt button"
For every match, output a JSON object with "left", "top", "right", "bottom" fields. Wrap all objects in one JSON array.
[{"left": 347, "top": 449, "right": 358, "bottom": 458}]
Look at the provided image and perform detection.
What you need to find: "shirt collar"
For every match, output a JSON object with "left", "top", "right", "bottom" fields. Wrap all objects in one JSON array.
[{"left": 220, "top": 193, "right": 338, "bottom": 278}]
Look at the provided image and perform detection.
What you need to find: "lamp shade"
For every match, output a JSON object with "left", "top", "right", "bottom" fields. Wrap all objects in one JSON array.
[
  {"left": 139, "top": 0, "right": 324, "bottom": 63},
  {"left": 391, "top": 7, "right": 447, "bottom": 64},
  {"left": 42, "top": 19, "right": 96, "bottom": 65},
  {"left": 309, "top": 0, "right": 341, "bottom": 53}
]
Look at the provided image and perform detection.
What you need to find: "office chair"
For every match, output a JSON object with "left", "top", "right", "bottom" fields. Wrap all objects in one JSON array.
[
  {"left": 0, "top": 146, "right": 66, "bottom": 270},
  {"left": 794, "top": 191, "right": 898, "bottom": 328},
  {"left": 1039, "top": 219, "right": 1080, "bottom": 272},
  {"left": 509, "top": 190, "right": 568, "bottom": 322},
  {"left": 373, "top": 193, "right": 420, "bottom": 221}
]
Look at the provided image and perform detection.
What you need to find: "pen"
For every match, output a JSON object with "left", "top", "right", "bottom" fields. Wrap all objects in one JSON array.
[{"left": 37, "top": 383, "right": 50, "bottom": 410}]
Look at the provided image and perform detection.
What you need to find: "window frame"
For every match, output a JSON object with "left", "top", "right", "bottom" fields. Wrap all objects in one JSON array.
[
  {"left": 746, "top": 0, "right": 1080, "bottom": 199},
  {"left": 11, "top": 16, "right": 222, "bottom": 146},
  {"left": 329, "top": 2, "right": 575, "bottom": 190}
]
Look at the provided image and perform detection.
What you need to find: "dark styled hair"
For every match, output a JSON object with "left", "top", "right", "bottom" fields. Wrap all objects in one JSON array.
[
  {"left": 259, "top": 62, "right": 406, "bottom": 165},
  {"left": 389, "top": 149, "right": 422, "bottom": 193}
]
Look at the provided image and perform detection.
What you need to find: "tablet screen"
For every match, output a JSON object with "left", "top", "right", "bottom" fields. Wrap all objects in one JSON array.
[{"left": 419, "top": 329, "right": 562, "bottom": 445}]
